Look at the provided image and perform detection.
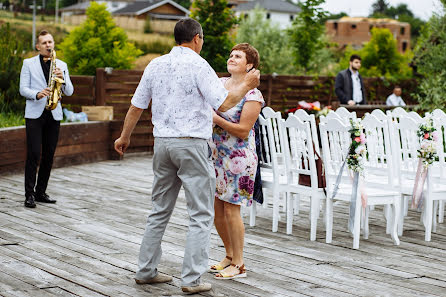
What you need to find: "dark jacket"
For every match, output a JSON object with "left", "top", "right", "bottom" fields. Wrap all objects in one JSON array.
[{"left": 335, "top": 69, "right": 367, "bottom": 105}]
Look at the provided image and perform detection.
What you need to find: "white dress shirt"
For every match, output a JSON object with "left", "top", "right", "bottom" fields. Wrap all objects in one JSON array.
[
  {"left": 351, "top": 71, "right": 363, "bottom": 103},
  {"left": 386, "top": 94, "right": 406, "bottom": 106},
  {"left": 131, "top": 46, "right": 228, "bottom": 139}
]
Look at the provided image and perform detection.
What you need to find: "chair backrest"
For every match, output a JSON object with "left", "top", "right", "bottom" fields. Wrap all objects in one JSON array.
[
  {"left": 370, "top": 109, "right": 388, "bottom": 122},
  {"left": 407, "top": 111, "right": 424, "bottom": 123},
  {"left": 394, "top": 116, "right": 420, "bottom": 177},
  {"left": 432, "top": 113, "right": 446, "bottom": 179},
  {"left": 281, "top": 115, "right": 318, "bottom": 188},
  {"left": 361, "top": 113, "right": 395, "bottom": 187},
  {"left": 335, "top": 106, "right": 357, "bottom": 121},
  {"left": 319, "top": 118, "right": 351, "bottom": 189},
  {"left": 319, "top": 111, "right": 343, "bottom": 125},
  {"left": 293, "top": 109, "right": 320, "bottom": 154},
  {"left": 262, "top": 107, "right": 284, "bottom": 161}
]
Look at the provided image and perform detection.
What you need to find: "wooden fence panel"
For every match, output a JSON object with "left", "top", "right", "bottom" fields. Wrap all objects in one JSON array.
[{"left": 64, "top": 76, "right": 95, "bottom": 112}]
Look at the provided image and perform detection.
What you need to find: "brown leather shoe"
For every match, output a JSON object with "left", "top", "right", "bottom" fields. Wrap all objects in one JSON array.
[
  {"left": 181, "top": 283, "right": 212, "bottom": 294},
  {"left": 135, "top": 273, "right": 172, "bottom": 284}
]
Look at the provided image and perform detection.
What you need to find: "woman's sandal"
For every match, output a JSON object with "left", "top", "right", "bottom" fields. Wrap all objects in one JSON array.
[
  {"left": 209, "top": 256, "right": 232, "bottom": 272},
  {"left": 214, "top": 263, "right": 246, "bottom": 280}
]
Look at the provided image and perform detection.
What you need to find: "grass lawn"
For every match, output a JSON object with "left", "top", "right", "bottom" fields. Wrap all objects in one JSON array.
[{"left": 0, "top": 112, "right": 25, "bottom": 128}]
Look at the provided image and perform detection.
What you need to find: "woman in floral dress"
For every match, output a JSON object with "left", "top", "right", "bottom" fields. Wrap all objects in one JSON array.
[{"left": 210, "top": 43, "right": 264, "bottom": 279}]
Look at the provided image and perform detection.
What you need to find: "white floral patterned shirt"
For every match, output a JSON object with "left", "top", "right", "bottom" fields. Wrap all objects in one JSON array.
[{"left": 131, "top": 46, "right": 228, "bottom": 139}]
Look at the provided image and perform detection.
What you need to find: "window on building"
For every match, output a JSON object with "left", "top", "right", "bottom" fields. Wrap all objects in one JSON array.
[
  {"left": 351, "top": 24, "right": 357, "bottom": 29},
  {"left": 290, "top": 15, "right": 294, "bottom": 21},
  {"left": 400, "top": 27, "right": 405, "bottom": 35},
  {"left": 402, "top": 41, "right": 408, "bottom": 52},
  {"left": 244, "top": 14, "right": 248, "bottom": 19},
  {"left": 334, "top": 22, "right": 338, "bottom": 30},
  {"left": 369, "top": 25, "right": 373, "bottom": 31},
  {"left": 266, "top": 13, "right": 271, "bottom": 19}
]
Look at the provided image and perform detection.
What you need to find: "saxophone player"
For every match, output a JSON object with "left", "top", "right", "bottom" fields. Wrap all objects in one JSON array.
[{"left": 19, "top": 30, "right": 74, "bottom": 208}]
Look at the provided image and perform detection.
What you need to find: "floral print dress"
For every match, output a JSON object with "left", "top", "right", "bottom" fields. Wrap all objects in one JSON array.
[{"left": 211, "top": 77, "right": 265, "bottom": 206}]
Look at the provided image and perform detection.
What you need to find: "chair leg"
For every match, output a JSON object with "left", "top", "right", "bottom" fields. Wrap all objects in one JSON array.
[
  {"left": 293, "top": 193, "right": 300, "bottom": 215},
  {"left": 384, "top": 205, "right": 391, "bottom": 234},
  {"left": 433, "top": 200, "right": 438, "bottom": 233},
  {"left": 286, "top": 192, "right": 293, "bottom": 235},
  {"left": 391, "top": 198, "right": 401, "bottom": 245},
  {"left": 424, "top": 199, "right": 433, "bottom": 242},
  {"left": 272, "top": 190, "right": 279, "bottom": 233},
  {"left": 325, "top": 197, "right": 333, "bottom": 243},
  {"left": 403, "top": 196, "right": 409, "bottom": 216},
  {"left": 249, "top": 200, "right": 257, "bottom": 227},
  {"left": 363, "top": 206, "right": 369, "bottom": 240},
  {"left": 439, "top": 201, "right": 445, "bottom": 224},
  {"left": 397, "top": 195, "right": 405, "bottom": 236},
  {"left": 310, "top": 195, "right": 319, "bottom": 241},
  {"left": 353, "top": 203, "right": 361, "bottom": 249}
]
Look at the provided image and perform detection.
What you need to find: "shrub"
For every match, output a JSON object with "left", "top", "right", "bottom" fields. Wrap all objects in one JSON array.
[
  {"left": 0, "top": 23, "right": 24, "bottom": 114},
  {"left": 59, "top": 2, "right": 142, "bottom": 75}
]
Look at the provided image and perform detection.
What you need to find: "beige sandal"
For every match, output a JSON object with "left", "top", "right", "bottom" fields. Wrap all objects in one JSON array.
[
  {"left": 209, "top": 256, "right": 232, "bottom": 272},
  {"left": 214, "top": 263, "right": 246, "bottom": 280}
]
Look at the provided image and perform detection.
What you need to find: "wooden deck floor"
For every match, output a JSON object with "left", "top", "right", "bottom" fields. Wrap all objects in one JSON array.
[{"left": 1, "top": 154, "right": 446, "bottom": 297}]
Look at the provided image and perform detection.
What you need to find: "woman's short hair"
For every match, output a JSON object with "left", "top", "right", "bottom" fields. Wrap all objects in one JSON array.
[
  {"left": 231, "top": 43, "right": 260, "bottom": 69},
  {"left": 174, "top": 18, "right": 203, "bottom": 45}
]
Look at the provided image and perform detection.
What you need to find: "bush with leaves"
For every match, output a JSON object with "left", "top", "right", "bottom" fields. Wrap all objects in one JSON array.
[
  {"left": 190, "top": 0, "right": 237, "bottom": 72},
  {"left": 59, "top": 2, "right": 142, "bottom": 75},
  {"left": 288, "top": 0, "right": 327, "bottom": 73},
  {"left": 0, "top": 23, "right": 24, "bottom": 114},
  {"left": 338, "top": 28, "right": 413, "bottom": 79},
  {"left": 413, "top": 0, "right": 446, "bottom": 112},
  {"left": 235, "top": 7, "right": 295, "bottom": 74}
]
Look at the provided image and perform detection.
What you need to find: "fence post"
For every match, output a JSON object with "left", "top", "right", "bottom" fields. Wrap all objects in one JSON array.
[
  {"left": 267, "top": 74, "right": 272, "bottom": 107},
  {"left": 95, "top": 68, "right": 106, "bottom": 106}
]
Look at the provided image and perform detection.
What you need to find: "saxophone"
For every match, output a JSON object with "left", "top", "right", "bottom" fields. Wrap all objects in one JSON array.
[{"left": 45, "top": 49, "right": 65, "bottom": 110}]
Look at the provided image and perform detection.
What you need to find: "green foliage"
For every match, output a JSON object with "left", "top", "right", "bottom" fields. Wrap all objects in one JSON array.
[
  {"left": 173, "top": 0, "right": 191, "bottom": 8},
  {"left": 338, "top": 28, "right": 412, "bottom": 79},
  {"left": 134, "top": 39, "right": 175, "bottom": 55},
  {"left": 59, "top": 2, "right": 142, "bottom": 75},
  {"left": 0, "top": 112, "right": 25, "bottom": 128},
  {"left": 319, "top": 11, "right": 348, "bottom": 25},
  {"left": 288, "top": 0, "right": 327, "bottom": 72},
  {"left": 413, "top": 1, "right": 446, "bottom": 112},
  {"left": 0, "top": 23, "right": 25, "bottom": 114},
  {"left": 235, "top": 8, "right": 295, "bottom": 74},
  {"left": 190, "top": 0, "right": 238, "bottom": 72}
]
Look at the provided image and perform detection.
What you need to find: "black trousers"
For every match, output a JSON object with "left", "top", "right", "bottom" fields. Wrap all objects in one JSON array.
[{"left": 25, "top": 109, "right": 60, "bottom": 196}]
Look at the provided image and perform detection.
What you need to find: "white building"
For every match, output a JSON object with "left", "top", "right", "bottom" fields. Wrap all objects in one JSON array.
[{"left": 233, "top": 0, "right": 300, "bottom": 29}]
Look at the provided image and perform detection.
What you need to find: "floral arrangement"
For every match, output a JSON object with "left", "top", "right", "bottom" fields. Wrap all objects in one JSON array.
[
  {"left": 286, "top": 100, "right": 321, "bottom": 114},
  {"left": 317, "top": 106, "right": 331, "bottom": 117},
  {"left": 417, "top": 118, "right": 438, "bottom": 168},
  {"left": 347, "top": 119, "right": 367, "bottom": 174}
]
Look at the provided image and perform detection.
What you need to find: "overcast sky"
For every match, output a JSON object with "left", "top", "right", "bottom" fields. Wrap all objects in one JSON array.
[{"left": 315, "top": 0, "right": 442, "bottom": 21}]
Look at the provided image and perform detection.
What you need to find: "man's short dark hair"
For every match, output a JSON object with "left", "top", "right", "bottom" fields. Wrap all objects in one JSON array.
[
  {"left": 36, "top": 30, "right": 51, "bottom": 44},
  {"left": 350, "top": 54, "right": 361, "bottom": 62},
  {"left": 174, "top": 18, "right": 203, "bottom": 45},
  {"left": 394, "top": 85, "right": 401, "bottom": 89}
]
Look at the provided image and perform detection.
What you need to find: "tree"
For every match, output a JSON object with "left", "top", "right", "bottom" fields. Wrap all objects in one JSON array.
[
  {"left": 288, "top": 0, "right": 327, "bottom": 72},
  {"left": 235, "top": 7, "right": 295, "bottom": 74},
  {"left": 0, "top": 23, "right": 24, "bottom": 113},
  {"left": 338, "top": 28, "right": 412, "bottom": 79},
  {"left": 190, "top": 0, "right": 238, "bottom": 72},
  {"left": 58, "top": 2, "right": 141, "bottom": 75},
  {"left": 173, "top": 0, "right": 191, "bottom": 9},
  {"left": 319, "top": 11, "right": 348, "bottom": 25},
  {"left": 413, "top": 0, "right": 446, "bottom": 111},
  {"left": 370, "top": 0, "right": 390, "bottom": 15}
]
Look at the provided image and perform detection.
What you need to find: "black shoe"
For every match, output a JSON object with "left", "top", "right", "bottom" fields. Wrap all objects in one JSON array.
[
  {"left": 35, "top": 193, "right": 56, "bottom": 203},
  {"left": 24, "top": 193, "right": 36, "bottom": 208}
]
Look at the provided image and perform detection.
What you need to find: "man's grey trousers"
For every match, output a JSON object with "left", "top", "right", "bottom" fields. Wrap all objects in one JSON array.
[{"left": 135, "top": 137, "right": 216, "bottom": 287}]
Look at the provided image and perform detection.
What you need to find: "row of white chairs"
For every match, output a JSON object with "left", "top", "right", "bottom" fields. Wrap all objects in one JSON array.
[{"left": 249, "top": 106, "right": 446, "bottom": 249}]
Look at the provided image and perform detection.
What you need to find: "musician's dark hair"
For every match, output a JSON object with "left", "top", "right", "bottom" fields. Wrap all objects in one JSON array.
[
  {"left": 36, "top": 30, "right": 52, "bottom": 44},
  {"left": 350, "top": 54, "right": 362, "bottom": 62},
  {"left": 174, "top": 18, "right": 203, "bottom": 45}
]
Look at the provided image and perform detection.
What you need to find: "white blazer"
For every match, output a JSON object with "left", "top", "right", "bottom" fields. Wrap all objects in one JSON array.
[{"left": 19, "top": 55, "right": 74, "bottom": 120}]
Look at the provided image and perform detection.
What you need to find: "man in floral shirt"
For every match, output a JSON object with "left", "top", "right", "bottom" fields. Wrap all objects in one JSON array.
[{"left": 114, "top": 18, "right": 260, "bottom": 294}]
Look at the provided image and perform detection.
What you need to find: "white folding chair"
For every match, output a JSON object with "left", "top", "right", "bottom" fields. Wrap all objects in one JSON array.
[
  {"left": 320, "top": 118, "right": 400, "bottom": 249},
  {"left": 281, "top": 115, "right": 326, "bottom": 240}
]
